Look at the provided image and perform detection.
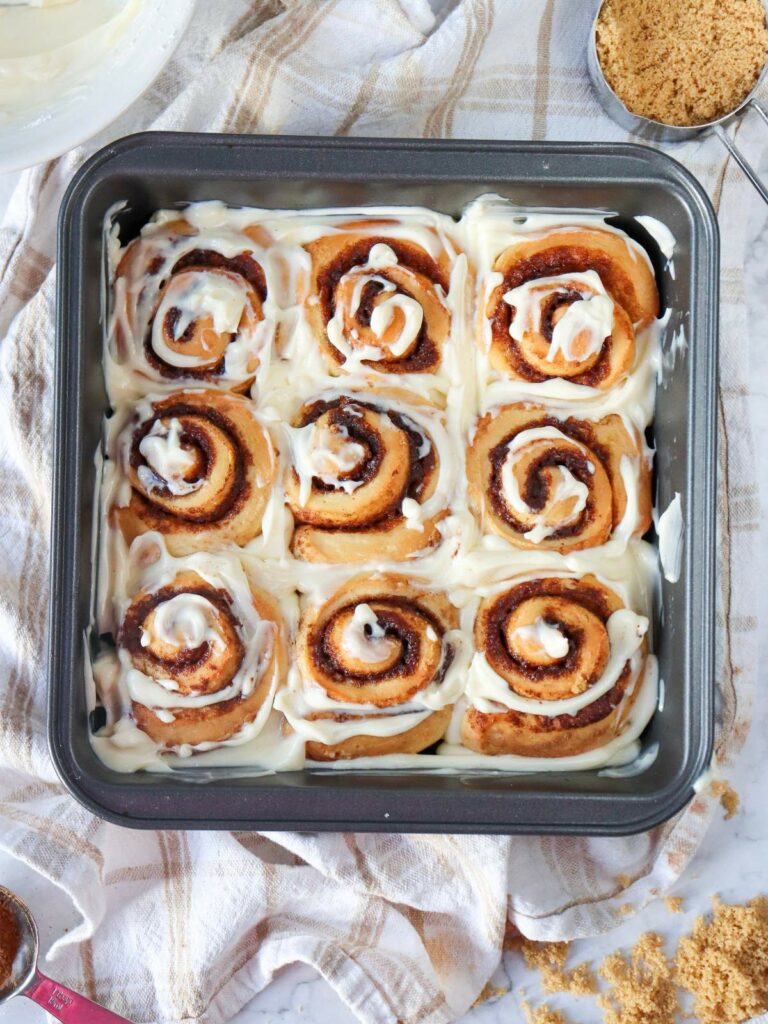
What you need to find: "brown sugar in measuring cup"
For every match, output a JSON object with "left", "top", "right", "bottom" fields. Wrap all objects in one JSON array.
[{"left": 588, "top": 0, "right": 768, "bottom": 203}]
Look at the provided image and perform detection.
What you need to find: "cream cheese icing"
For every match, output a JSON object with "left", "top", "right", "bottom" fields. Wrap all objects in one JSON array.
[{"left": 91, "top": 196, "right": 673, "bottom": 775}]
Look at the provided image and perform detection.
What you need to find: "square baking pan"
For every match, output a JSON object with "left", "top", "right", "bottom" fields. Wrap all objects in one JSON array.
[{"left": 49, "top": 133, "right": 717, "bottom": 834}]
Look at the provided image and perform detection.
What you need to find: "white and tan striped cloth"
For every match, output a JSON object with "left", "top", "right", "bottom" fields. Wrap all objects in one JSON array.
[{"left": 0, "top": 2, "right": 761, "bottom": 1022}]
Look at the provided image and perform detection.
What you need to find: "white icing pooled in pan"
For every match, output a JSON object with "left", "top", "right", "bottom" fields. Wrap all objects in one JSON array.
[
  {"left": 656, "top": 492, "right": 684, "bottom": 583},
  {"left": 91, "top": 195, "right": 674, "bottom": 775}
]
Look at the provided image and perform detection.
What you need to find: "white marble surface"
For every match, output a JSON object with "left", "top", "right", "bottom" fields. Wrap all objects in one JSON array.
[{"left": 1, "top": 163, "right": 767, "bottom": 1024}]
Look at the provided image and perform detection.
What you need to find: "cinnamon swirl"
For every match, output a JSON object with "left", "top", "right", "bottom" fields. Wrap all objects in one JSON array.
[
  {"left": 275, "top": 573, "right": 467, "bottom": 760},
  {"left": 461, "top": 573, "right": 650, "bottom": 757},
  {"left": 284, "top": 389, "right": 454, "bottom": 563},
  {"left": 115, "top": 544, "right": 286, "bottom": 750},
  {"left": 109, "top": 209, "right": 276, "bottom": 394},
  {"left": 466, "top": 403, "right": 651, "bottom": 552},
  {"left": 113, "top": 389, "right": 277, "bottom": 555},
  {"left": 303, "top": 219, "right": 455, "bottom": 379},
  {"left": 483, "top": 226, "right": 659, "bottom": 387}
]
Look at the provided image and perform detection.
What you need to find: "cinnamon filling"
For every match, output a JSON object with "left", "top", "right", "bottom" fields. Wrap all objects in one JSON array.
[
  {"left": 130, "top": 403, "right": 249, "bottom": 525},
  {"left": 171, "top": 249, "right": 267, "bottom": 300},
  {"left": 119, "top": 584, "right": 244, "bottom": 688},
  {"left": 296, "top": 397, "right": 435, "bottom": 527},
  {"left": 538, "top": 289, "right": 583, "bottom": 342},
  {"left": 476, "top": 577, "right": 634, "bottom": 729},
  {"left": 143, "top": 249, "right": 266, "bottom": 379},
  {"left": 311, "top": 597, "right": 444, "bottom": 687},
  {"left": 316, "top": 237, "right": 444, "bottom": 372},
  {"left": 487, "top": 417, "right": 605, "bottom": 539},
  {"left": 481, "top": 580, "right": 612, "bottom": 683},
  {"left": 297, "top": 399, "right": 383, "bottom": 492},
  {"left": 491, "top": 246, "right": 630, "bottom": 384}
]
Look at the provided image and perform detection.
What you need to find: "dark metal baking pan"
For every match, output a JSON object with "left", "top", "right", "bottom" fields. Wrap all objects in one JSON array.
[{"left": 49, "top": 133, "right": 717, "bottom": 834}]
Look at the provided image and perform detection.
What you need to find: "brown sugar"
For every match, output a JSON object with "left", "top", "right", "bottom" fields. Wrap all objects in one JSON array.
[
  {"left": 665, "top": 896, "right": 684, "bottom": 914},
  {"left": 0, "top": 899, "right": 20, "bottom": 989},
  {"left": 502, "top": 896, "right": 768, "bottom": 1024},
  {"left": 675, "top": 896, "right": 768, "bottom": 1024},
  {"left": 595, "top": 0, "right": 768, "bottom": 126},
  {"left": 471, "top": 982, "right": 508, "bottom": 1007},
  {"left": 709, "top": 779, "right": 740, "bottom": 820},
  {"left": 598, "top": 931, "right": 679, "bottom": 1024},
  {"left": 520, "top": 939, "right": 597, "bottom": 996},
  {"left": 521, "top": 1002, "right": 569, "bottom": 1024}
]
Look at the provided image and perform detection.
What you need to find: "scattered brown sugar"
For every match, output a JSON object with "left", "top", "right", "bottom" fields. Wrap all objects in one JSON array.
[
  {"left": 0, "top": 899, "right": 21, "bottom": 989},
  {"left": 520, "top": 939, "right": 597, "bottom": 996},
  {"left": 675, "top": 896, "right": 768, "bottom": 1024},
  {"left": 521, "top": 1002, "right": 569, "bottom": 1024},
  {"left": 598, "top": 931, "right": 679, "bottom": 1024},
  {"left": 503, "top": 896, "right": 768, "bottom": 1024},
  {"left": 617, "top": 902, "right": 633, "bottom": 916},
  {"left": 471, "top": 982, "right": 508, "bottom": 1007},
  {"left": 595, "top": 0, "right": 768, "bottom": 126},
  {"left": 665, "top": 896, "right": 684, "bottom": 914},
  {"left": 616, "top": 873, "right": 633, "bottom": 888},
  {"left": 709, "top": 779, "right": 740, "bottom": 820}
]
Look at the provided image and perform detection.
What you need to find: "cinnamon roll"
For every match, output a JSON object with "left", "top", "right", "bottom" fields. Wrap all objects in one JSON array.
[
  {"left": 303, "top": 220, "right": 454, "bottom": 378},
  {"left": 284, "top": 389, "right": 454, "bottom": 563},
  {"left": 484, "top": 226, "right": 659, "bottom": 387},
  {"left": 462, "top": 573, "right": 650, "bottom": 757},
  {"left": 275, "top": 574, "right": 467, "bottom": 760},
  {"left": 110, "top": 212, "right": 276, "bottom": 393},
  {"left": 466, "top": 403, "right": 651, "bottom": 552},
  {"left": 116, "top": 549, "right": 286, "bottom": 750},
  {"left": 114, "top": 389, "right": 277, "bottom": 555}
]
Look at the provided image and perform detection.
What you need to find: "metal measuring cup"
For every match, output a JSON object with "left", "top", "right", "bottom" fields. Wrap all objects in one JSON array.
[
  {"left": 0, "top": 886, "right": 133, "bottom": 1023},
  {"left": 588, "top": 1, "right": 768, "bottom": 203}
]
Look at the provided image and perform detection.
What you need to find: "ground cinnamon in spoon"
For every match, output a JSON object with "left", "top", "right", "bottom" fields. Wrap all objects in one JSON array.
[
  {"left": 596, "top": 0, "right": 768, "bottom": 126},
  {"left": 0, "top": 898, "right": 20, "bottom": 989}
]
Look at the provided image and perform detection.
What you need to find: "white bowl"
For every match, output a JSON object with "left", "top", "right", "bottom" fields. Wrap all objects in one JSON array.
[{"left": 0, "top": 0, "right": 196, "bottom": 173}]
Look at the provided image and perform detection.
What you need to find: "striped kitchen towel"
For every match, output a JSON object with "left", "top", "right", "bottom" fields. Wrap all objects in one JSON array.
[{"left": 0, "top": 1, "right": 761, "bottom": 1021}]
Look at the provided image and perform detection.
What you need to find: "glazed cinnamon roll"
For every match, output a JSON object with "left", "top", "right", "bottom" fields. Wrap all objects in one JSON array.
[
  {"left": 484, "top": 227, "right": 659, "bottom": 387},
  {"left": 113, "top": 389, "right": 277, "bottom": 555},
  {"left": 284, "top": 389, "right": 454, "bottom": 563},
  {"left": 115, "top": 547, "right": 286, "bottom": 750},
  {"left": 303, "top": 220, "right": 454, "bottom": 377},
  {"left": 275, "top": 574, "right": 466, "bottom": 760},
  {"left": 110, "top": 212, "right": 276, "bottom": 393},
  {"left": 466, "top": 403, "right": 651, "bottom": 552},
  {"left": 462, "top": 573, "right": 650, "bottom": 757}
]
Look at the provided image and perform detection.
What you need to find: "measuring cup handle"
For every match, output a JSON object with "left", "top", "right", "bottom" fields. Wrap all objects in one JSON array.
[
  {"left": 713, "top": 104, "right": 768, "bottom": 204},
  {"left": 23, "top": 971, "right": 134, "bottom": 1023}
]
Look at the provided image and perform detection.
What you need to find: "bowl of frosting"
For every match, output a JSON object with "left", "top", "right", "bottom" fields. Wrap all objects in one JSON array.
[{"left": 0, "top": 0, "right": 195, "bottom": 173}]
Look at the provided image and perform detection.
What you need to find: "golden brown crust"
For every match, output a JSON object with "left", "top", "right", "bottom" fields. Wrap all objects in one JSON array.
[
  {"left": 466, "top": 403, "right": 651, "bottom": 553},
  {"left": 484, "top": 227, "right": 659, "bottom": 386},
  {"left": 461, "top": 574, "right": 647, "bottom": 757},
  {"left": 116, "top": 389, "right": 277, "bottom": 556},
  {"left": 305, "top": 706, "right": 452, "bottom": 761}
]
